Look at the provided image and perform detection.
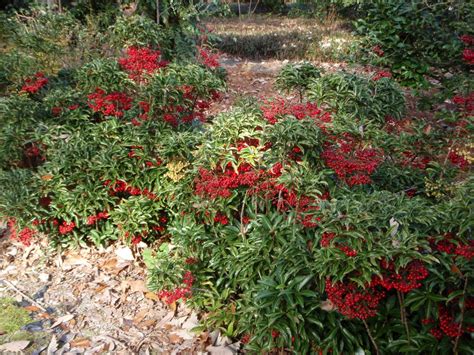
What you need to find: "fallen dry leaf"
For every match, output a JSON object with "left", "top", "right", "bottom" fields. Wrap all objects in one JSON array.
[
  {"left": 0, "top": 341, "right": 30, "bottom": 352},
  {"left": 24, "top": 305, "right": 41, "bottom": 312},
  {"left": 50, "top": 314, "right": 74, "bottom": 329},
  {"left": 169, "top": 333, "right": 183, "bottom": 344},
  {"left": 70, "top": 337, "right": 91, "bottom": 348},
  {"left": 63, "top": 254, "right": 90, "bottom": 267},
  {"left": 451, "top": 264, "right": 462, "bottom": 275},
  {"left": 128, "top": 279, "right": 148, "bottom": 293},
  {"left": 145, "top": 292, "right": 160, "bottom": 302},
  {"left": 101, "top": 257, "right": 118, "bottom": 269},
  {"left": 140, "top": 319, "right": 157, "bottom": 329},
  {"left": 133, "top": 309, "right": 148, "bottom": 325},
  {"left": 95, "top": 283, "right": 108, "bottom": 293}
]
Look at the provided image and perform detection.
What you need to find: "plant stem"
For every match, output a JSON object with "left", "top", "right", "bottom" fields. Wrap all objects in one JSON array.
[
  {"left": 362, "top": 319, "right": 380, "bottom": 355},
  {"left": 397, "top": 290, "right": 410, "bottom": 342},
  {"left": 453, "top": 276, "right": 468, "bottom": 355}
]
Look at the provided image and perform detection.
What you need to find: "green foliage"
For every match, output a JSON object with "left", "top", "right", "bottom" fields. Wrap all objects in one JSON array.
[
  {"left": 354, "top": 0, "right": 474, "bottom": 86},
  {"left": 307, "top": 71, "right": 405, "bottom": 123},
  {"left": 275, "top": 62, "right": 322, "bottom": 101},
  {"left": 110, "top": 14, "right": 165, "bottom": 49}
]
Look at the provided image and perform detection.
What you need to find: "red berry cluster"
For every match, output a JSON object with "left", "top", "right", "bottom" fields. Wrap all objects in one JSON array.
[
  {"left": 59, "top": 221, "right": 76, "bottom": 235},
  {"left": 194, "top": 163, "right": 264, "bottom": 199},
  {"left": 460, "top": 34, "right": 474, "bottom": 46},
  {"left": 430, "top": 233, "right": 474, "bottom": 260},
  {"left": 158, "top": 271, "right": 194, "bottom": 305},
  {"left": 240, "top": 334, "right": 251, "bottom": 344},
  {"left": 260, "top": 99, "right": 331, "bottom": 128},
  {"left": 429, "top": 327, "right": 444, "bottom": 340},
  {"left": 448, "top": 150, "right": 469, "bottom": 169},
  {"left": 453, "top": 92, "right": 474, "bottom": 114},
  {"left": 13, "top": 227, "right": 35, "bottom": 246},
  {"left": 372, "top": 70, "right": 392, "bottom": 81},
  {"left": 87, "top": 88, "right": 132, "bottom": 117},
  {"left": 236, "top": 137, "right": 260, "bottom": 151},
  {"left": 321, "top": 135, "right": 383, "bottom": 186},
  {"left": 438, "top": 305, "right": 462, "bottom": 337},
  {"left": 325, "top": 277, "right": 386, "bottom": 320},
  {"left": 214, "top": 212, "right": 229, "bottom": 226},
  {"left": 22, "top": 142, "right": 46, "bottom": 168},
  {"left": 198, "top": 47, "right": 220, "bottom": 68},
  {"left": 103, "top": 179, "right": 157, "bottom": 200},
  {"left": 51, "top": 106, "right": 62, "bottom": 116},
  {"left": 372, "top": 45, "right": 384, "bottom": 57},
  {"left": 463, "top": 49, "right": 474, "bottom": 65},
  {"left": 86, "top": 210, "right": 110, "bottom": 225},
  {"left": 160, "top": 85, "right": 220, "bottom": 126},
  {"left": 118, "top": 47, "right": 168, "bottom": 82},
  {"left": 21, "top": 72, "right": 48, "bottom": 94},
  {"left": 131, "top": 101, "right": 151, "bottom": 126},
  {"left": 320, "top": 232, "right": 357, "bottom": 257},
  {"left": 375, "top": 260, "right": 429, "bottom": 293}
]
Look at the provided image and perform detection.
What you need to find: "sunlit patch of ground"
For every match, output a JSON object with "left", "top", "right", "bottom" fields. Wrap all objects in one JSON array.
[{"left": 206, "top": 15, "right": 355, "bottom": 62}]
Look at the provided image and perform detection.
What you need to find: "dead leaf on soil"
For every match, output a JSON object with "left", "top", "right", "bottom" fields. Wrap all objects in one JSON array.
[
  {"left": 127, "top": 279, "right": 149, "bottom": 293},
  {"left": 38, "top": 312, "right": 51, "bottom": 319},
  {"left": 140, "top": 319, "right": 157, "bottom": 329},
  {"left": 0, "top": 341, "right": 30, "bottom": 352},
  {"left": 157, "top": 311, "right": 175, "bottom": 328},
  {"left": 133, "top": 309, "right": 148, "bottom": 325},
  {"left": 95, "top": 282, "right": 109, "bottom": 293},
  {"left": 63, "top": 254, "right": 90, "bottom": 267},
  {"left": 70, "top": 337, "right": 91, "bottom": 348},
  {"left": 50, "top": 314, "right": 74, "bottom": 329},
  {"left": 169, "top": 333, "right": 183, "bottom": 344},
  {"left": 145, "top": 292, "right": 160, "bottom": 302},
  {"left": 24, "top": 305, "right": 41, "bottom": 312},
  {"left": 101, "top": 257, "right": 118, "bottom": 269}
]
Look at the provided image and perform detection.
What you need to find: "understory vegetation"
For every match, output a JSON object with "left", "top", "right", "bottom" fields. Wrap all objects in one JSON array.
[{"left": 0, "top": 1, "right": 473, "bottom": 354}]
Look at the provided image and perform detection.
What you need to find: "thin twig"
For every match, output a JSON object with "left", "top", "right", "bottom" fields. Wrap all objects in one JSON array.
[
  {"left": 0, "top": 279, "right": 48, "bottom": 312},
  {"left": 453, "top": 276, "right": 469, "bottom": 355},
  {"left": 362, "top": 319, "right": 380, "bottom": 355},
  {"left": 397, "top": 290, "right": 410, "bottom": 342},
  {"left": 135, "top": 329, "right": 155, "bottom": 353}
]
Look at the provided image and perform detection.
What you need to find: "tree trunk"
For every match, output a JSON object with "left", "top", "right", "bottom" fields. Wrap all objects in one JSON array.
[{"left": 156, "top": 0, "right": 160, "bottom": 24}]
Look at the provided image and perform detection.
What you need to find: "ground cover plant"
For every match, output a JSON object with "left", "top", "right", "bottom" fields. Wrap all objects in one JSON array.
[{"left": 0, "top": 1, "right": 473, "bottom": 354}]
